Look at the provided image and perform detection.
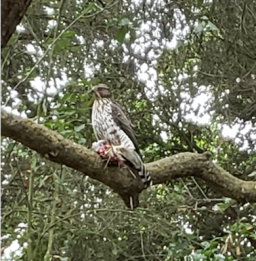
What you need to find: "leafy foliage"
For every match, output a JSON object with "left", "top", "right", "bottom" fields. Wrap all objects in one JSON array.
[{"left": 1, "top": 0, "right": 256, "bottom": 260}]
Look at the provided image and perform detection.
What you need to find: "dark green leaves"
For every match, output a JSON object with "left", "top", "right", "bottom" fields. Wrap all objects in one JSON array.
[{"left": 115, "top": 18, "right": 136, "bottom": 44}]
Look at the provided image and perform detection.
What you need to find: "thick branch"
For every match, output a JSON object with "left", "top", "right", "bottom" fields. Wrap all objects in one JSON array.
[
  {"left": 1, "top": 0, "right": 33, "bottom": 48},
  {"left": 2, "top": 110, "right": 256, "bottom": 208}
]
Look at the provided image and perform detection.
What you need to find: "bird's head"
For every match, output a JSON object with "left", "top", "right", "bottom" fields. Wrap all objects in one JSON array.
[{"left": 92, "top": 84, "right": 112, "bottom": 99}]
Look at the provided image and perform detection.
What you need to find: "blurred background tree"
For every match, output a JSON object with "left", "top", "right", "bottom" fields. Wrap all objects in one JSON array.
[{"left": 1, "top": 0, "right": 256, "bottom": 260}]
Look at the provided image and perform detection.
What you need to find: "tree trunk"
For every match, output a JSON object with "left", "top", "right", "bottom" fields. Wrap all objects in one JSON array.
[{"left": 1, "top": 0, "right": 33, "bottom": 48}]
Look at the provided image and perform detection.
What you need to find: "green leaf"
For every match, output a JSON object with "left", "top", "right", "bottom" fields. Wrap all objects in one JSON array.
[
  {"left": 116, "top": 26, "right": 128, "bottom": 44},
  {"left": 129, "top": 28, "right": 136, "bottom": 42},
  {"left": 6, "top": 143, "right": 16, "bottom": 153},
  {"left": 112, "top": 248, "right": 118, "bottom": 255},
  {"left": 31, "top": 155, "right": 37, "bottom": 170},
  {"left": 74, "top": 124, "right": 85, "bottom": 132},
  {"left": 69, "top": 93, "right": 77, "bottom": 102},
  {"left": 248, "top": 171, "right": 256, "bottom": 177},
  {"left": 194, "top": 22, "right": 205, "bottom": 34},
  {"left": 201, "top": 241, "right": 210, "bottom": 249},
  {"left": 61, "top": 93, "right": 73, "bottom": 103},
  {"left": 55, "top": 38, "right": 69, "bottom": 53},
  {"left": 62, "top": 31, "right": 76, "bottom": 38},
  {"left": 80, "top": 93, "right": 89, "bottom": 101},
  {"left": 207, "top": 21, "right": 219, "bottom": 31},
  {"left": 119, "top": 18, "right": 130, "bottom": 26},
  {"left": 38, "top": 175, "right": 51, "bottom": 188},
  {"left": 50, "top": 110, "right": 59, "bottom": 116}
]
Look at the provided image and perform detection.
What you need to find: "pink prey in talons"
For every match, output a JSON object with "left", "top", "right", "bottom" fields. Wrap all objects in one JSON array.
[{"left": 92, "top": 140, "right": 125, "bottom": 168}]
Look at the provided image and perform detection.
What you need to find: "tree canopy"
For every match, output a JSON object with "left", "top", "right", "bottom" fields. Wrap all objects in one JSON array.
[{"left": 1, "top": 0, "right": 256, "bottom": 260}]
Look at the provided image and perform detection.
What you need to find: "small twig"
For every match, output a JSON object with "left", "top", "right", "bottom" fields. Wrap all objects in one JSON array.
[
  {"left": 191, "top": 177, "right": 209, "bottom": 199},
  {"left": 140, "top": 232, "right": 147, "bottom": 261},
  {"left": 43, "top": 168, "right": 61, "bottom": 261},
  {"left": 27, "top": 155, "right": 35, "bottom": 261}
]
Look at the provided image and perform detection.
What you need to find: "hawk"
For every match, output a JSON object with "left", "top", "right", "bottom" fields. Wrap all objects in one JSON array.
[{"left": 91, "top": 84, "right": 151, "bottom": 188}]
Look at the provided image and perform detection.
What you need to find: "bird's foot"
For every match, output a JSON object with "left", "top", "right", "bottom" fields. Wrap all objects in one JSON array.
[
  {"left": 92, "top": 140, "right": 125, "bottom": 167},
  {"left": 105, "top": 144, "right": 123, "bottom": 156}
]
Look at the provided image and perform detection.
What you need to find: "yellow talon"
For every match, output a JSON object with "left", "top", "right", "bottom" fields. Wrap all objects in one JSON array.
[{"left": 104, "top": 144, "right": 122, "bottom": 156}]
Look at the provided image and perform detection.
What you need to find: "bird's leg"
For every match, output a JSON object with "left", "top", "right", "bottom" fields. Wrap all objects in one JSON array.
[
  {"left": 104, "top": 144, "right": 124, "bottom": 156},
  {"left": 103, "top": 144, "right": 115, "bottom": 156},
  {"left": 101, "top": 144, "right": 125, "bottom": 168},
  {"left": 105, "top": 144, "right": 137, "bottom": 178},
  {"left": 104, "top": 156, "right": 111, "bottom": 169},
  {"left": 102, "top": 144, "right": 114, "bottom": 168}
]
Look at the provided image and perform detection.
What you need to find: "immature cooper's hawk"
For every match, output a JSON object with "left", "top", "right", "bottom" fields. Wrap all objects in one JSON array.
[{"left": 91, "top": 84, "right": 151, "bottom": 188}]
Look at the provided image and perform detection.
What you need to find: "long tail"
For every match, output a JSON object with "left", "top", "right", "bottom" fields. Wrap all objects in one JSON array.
[
  {"left": 138, "top": 162, "right": 152, "bottom": 188},
  {"left": 121, "top": 149, "right": 152, "bottom": 188}
]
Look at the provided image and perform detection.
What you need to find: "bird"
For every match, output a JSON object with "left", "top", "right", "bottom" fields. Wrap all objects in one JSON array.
[{"left": 91, "top": 83, "right": 152, "bottom": 189}]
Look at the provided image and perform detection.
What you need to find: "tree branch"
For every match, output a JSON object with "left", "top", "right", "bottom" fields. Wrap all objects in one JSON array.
[
  {"left": 2, "top": 110, "right": 256, "bottom": 208},
  {"left": 1, "top": 0, "right": 33, "bottom": 49}
]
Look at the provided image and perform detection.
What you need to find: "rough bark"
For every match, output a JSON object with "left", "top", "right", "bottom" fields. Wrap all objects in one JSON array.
[
  {"left": 1, "top": 0, "right": 33, "bottom": 48},
  {"left": 2, "top": 109, "right": 256, "bottom": 208}
]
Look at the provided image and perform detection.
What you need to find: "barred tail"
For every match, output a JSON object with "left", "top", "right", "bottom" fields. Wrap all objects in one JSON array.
[
  {"left": 121, "top": 149, "right": 152, "bottom": 188},
  {"left": 139, "top": 164, "right": 152, "bottom": 188}
]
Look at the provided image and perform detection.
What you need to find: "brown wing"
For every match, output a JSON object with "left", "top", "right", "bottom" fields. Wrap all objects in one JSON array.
[{"left": 111, "top": 102, "right": 141, "bottom": 156}]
